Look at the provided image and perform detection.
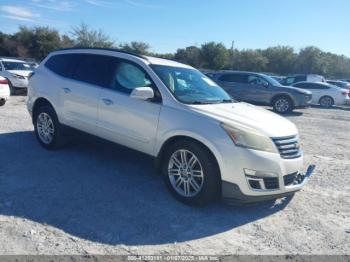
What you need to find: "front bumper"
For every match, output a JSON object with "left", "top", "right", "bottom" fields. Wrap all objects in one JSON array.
[
  {"left": 295, "top": 95, "right": 312, "bottom": 108},
  {"left": 10, "top": 77, "right": 29, "bottom": 89},
  {"left": 222, "top": 165, "right": 315, "bottom": 204}
]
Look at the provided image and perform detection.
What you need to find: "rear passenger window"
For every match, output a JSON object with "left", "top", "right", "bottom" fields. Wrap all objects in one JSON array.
[
  {"left": 73, "top": 54, "right": 117, "bottom": 87},
  {"left": 219, "top": 74, "right": 247, "bottom": 83},
  {"left": 45, "top": 54, "right": 81, "bottom": 77}
]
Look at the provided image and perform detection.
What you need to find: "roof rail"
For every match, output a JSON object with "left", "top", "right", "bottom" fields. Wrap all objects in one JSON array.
[{"left": 54, "top": 47, "right": 148, "bottom": 60}]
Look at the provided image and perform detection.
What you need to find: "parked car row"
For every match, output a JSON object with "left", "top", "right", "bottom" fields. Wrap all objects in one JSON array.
[{"left": 205, "top": 71, "right": 349, "bottom": 112}]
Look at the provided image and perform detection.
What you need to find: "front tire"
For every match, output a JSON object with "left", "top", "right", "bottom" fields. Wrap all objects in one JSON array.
[
  {"left": 272, "top": 96, "right": 293, "bottom": 114},
  {"left": 0, "top": 99, "right": 5, "bottom": 106},
  {"left": 319, "top": 96, "right": 334, "bottom": 108},
  {"left": 34, "top": 106, "right": 66, "bottom": 149},
  {"left": 162, "top": 140, "right": 221, "bottom": 206}
]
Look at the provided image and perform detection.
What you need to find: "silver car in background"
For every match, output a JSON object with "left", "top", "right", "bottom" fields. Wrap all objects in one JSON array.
[{"left": 207, "top": 71, "right": 312, "bottom": 114}]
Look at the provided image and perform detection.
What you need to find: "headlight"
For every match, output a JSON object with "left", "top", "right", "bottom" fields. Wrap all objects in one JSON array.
[
  {"left": 11, "top": 74, "right": 25, "bottom": 80},
  {"left": 221, "top": 123, "right": 278, "bottom": 153}
]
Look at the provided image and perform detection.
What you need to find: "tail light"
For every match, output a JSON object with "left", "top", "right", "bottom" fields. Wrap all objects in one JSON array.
[
  {"left": 0, "top": 79, "right": 8, "bottom": 84},
  {"left": 342, "top": 91, "right": 349, "bottom": 97}
]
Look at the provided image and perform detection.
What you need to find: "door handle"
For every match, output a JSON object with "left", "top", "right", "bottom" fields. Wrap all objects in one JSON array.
[
  {"left": 102, "top": 98, "right": 113, "bottom": 106},
  {"left": 63, "top": 88, "right": 71, "bottom": 94}
]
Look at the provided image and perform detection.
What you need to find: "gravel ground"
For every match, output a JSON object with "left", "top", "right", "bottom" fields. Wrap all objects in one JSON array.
[{"left": 0, "top": 96, "right": 349, "bottom": 255}]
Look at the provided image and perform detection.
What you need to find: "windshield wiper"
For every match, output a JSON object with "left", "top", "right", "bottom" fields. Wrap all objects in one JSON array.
[{"left": 220, "top": 99, "right": 235, "bottom": 103}]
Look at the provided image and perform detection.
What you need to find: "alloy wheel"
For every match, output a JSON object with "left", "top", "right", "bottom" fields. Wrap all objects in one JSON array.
[
  {"left": 168, "top": 149, "right": 204, "bottom": 197},
  {"left": 275, "top": 98, "right": 289, "bottom": 113},
  {"left": 36, "top": 112, "right": 55, "bottom": 144}
]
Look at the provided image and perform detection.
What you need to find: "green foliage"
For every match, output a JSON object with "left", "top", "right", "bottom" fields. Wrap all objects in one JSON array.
[
  {"left": 71, "top": 23, "right": 114, "bottom": 48},
  {"left": 1, "top": 25, "right": 350, "bottom": 78},
  {"left": 261, "top": 46, "right": 297, "bottom": 75},
  {"left": 232, "top": 49, "right": 268, "bottom": 72},
  {"left": 200, "top": 42, "right": 230, "bottom": 70},
  {"left": 174, "top": 46, "right": 202, "bottom": 68},
  {"left": 119, "top": 41, "right": 151, "bottom": 55}
]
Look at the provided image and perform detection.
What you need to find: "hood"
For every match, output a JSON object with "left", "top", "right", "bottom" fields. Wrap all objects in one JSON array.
[
  {"left": 279, "top": 84, "right": 312, "bottom": 95},
  {"left": 8, "top": 70, "right": 32, "bottom": 77},
  {"left": 190, "top": 102, "right": 298, "bottom": 138}
]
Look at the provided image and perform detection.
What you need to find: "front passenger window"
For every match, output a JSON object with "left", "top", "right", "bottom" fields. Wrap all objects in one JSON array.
[
  {"left": 113, "top": 62, "right": 152, "bottom": 94},
  {"left": 248, "top": 75, "right": 268, "bottom": 86}
]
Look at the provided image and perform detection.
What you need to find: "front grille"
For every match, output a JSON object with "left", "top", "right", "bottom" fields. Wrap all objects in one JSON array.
[
  {"left": 284, "top": 172, "right": 298, "bottom": 186},
  {"left": 272, "top": 135, "right": 302, "bottom": 159},
  {"left": 263, "top": 177, "right": 279, "bottom": 189}
]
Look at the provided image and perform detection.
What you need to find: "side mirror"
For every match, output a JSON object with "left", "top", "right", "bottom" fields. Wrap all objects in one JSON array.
[
  {"left": 130, "top": 87, "right": 154, "bottom": 101},
  {"left": 262, "top": 82, "right": 269, "bottom": 88}
]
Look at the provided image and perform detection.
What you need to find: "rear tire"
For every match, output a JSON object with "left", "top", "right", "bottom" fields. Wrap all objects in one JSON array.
[
  {"left": 319, "top": 96, "right": 334, "bottom": 108},
  {"left": 33, "top": 106, "right": 66, "bottom": 149},
  {"left": 0, "top": 99, "right": 5, "bottom": 106},
  {"left": 272, "top": 96, "right": 293, "bottom": 114},
  {"left": 161, "top": 139, "right": 221, "bottom": 206}
]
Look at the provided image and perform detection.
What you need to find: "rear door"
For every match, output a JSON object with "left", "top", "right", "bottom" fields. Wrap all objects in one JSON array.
[
  {"left": 97, "top": 58, "right": 161, "bottom": 155},
  {"left": 44, "top": 53, "right": 99, "bottom": 135},
  {"left": 244, "top": 74, "right": 272, "bottom": 103},
  {"left": 216, "top": 73, "right": 248, "bottom": 100}
]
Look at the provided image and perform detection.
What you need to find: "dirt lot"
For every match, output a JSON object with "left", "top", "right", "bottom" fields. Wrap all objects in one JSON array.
[{"left": 0, "top": 96, "right": 349, "bottom": 255}]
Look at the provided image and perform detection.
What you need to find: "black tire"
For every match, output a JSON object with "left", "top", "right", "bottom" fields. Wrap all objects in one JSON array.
[
  {"left": 161, "top": 139, "right": 221, "bottom": 206},
  {"left": 319, "top": 96, "right": 334, "bottom": 108},
  {"left": 0, "top": 99, "right": 5, "bottom": 106},
  {"left": 8, "top": 81, "right": 17, "bottom": 96},
  {"left": 272, "top": 95, "right": 294, "bottom": 114},
  {"left": 33, "top": 105, "right": 66, "bottom": 149}
]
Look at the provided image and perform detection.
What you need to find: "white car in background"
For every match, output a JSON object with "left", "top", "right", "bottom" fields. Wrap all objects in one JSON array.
[
  {"left": 292, "top": 81, "right": 350, "bottom": 107},
  {"left": 0, "top": 58, "right": 33, "bottom": 95},
  {"left": 0, "top": 76, "right": 10, "bottom": 106}
]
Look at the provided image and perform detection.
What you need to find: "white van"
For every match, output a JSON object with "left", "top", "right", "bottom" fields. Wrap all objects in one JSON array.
[{"left": 281, "top": 74, "right": 325, "bottom": 86}]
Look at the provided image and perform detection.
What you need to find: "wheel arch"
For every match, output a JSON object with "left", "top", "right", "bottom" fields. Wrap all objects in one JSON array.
[
  {"left": 319, "top": 95, "right": 334, "bottom": 104},
  {"left": 32, "top": 97, "right": 56, "bottom": 124},
  {"left": 270, "top": 93, "right": 296, "bottom": 107},
  {"left": 155, "top": 134, "right": 222, "bottom": 181}
]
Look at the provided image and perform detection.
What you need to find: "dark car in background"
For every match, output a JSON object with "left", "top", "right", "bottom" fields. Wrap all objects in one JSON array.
[{"left": 207, "top": 71, "right": 312, "bottom": 114}]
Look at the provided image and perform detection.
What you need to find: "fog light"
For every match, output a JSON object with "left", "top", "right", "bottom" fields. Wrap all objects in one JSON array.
[{"left": 244, "top": 169, "right": 277, "bottom": 178}]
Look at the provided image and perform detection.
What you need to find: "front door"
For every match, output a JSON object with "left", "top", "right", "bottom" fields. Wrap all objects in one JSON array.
[{"left": 97, "top": 60, "right": 161, "bottom": 155}]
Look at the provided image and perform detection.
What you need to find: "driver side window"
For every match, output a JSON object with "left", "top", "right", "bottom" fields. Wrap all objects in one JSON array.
[
  {"left": 248, "top": 75, "right": 268, "bottom": 87},
  {"left": 112, "top": 61, "right": 153, "bottom": 94}
]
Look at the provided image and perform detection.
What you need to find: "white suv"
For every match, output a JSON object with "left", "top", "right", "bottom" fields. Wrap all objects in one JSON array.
[{"left": 27, "top": 48, "right": 314, "bottom": 205}]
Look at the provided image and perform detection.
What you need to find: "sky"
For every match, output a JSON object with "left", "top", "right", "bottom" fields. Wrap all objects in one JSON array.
[{"left": 0, "top": 0, "right": 349, "bottom": 56}]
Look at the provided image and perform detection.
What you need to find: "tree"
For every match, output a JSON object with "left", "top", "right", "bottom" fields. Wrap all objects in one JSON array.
[
  {"left": 119, "top": 41, "right": 150, "bottom": 55},
  {"left": 200, "top": 42, "right": 230, "bottom": 70},
  {"left": 14, "top": 26, "right": 62, "bottom": 60},
  {"left": 261, "top": 46, "right": 297, "bottom": 75},
  {"left": 71, "top": 23, "right": 114, "bottom": 48},
  {"left": 174, "top": 46, "right": 202, "bottom": 68},
  {"left": 232, "top": 49, "right": 268, "bottom": 72}
]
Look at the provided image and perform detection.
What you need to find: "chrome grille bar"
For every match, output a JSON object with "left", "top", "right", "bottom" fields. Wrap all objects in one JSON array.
[{"left": 272, "top": 135, "right": 302, "bottom": 159}]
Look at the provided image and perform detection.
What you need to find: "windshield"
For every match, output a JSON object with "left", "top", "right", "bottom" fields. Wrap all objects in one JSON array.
[
  {"left": 262, "top": 74, "right": 283, "bottom": 86},
  {"left": 151, "top": 64, "right": 233, "bottom": 104},
  {"left": 3, "top": 61, "right": 31, "bottom": 71}
]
